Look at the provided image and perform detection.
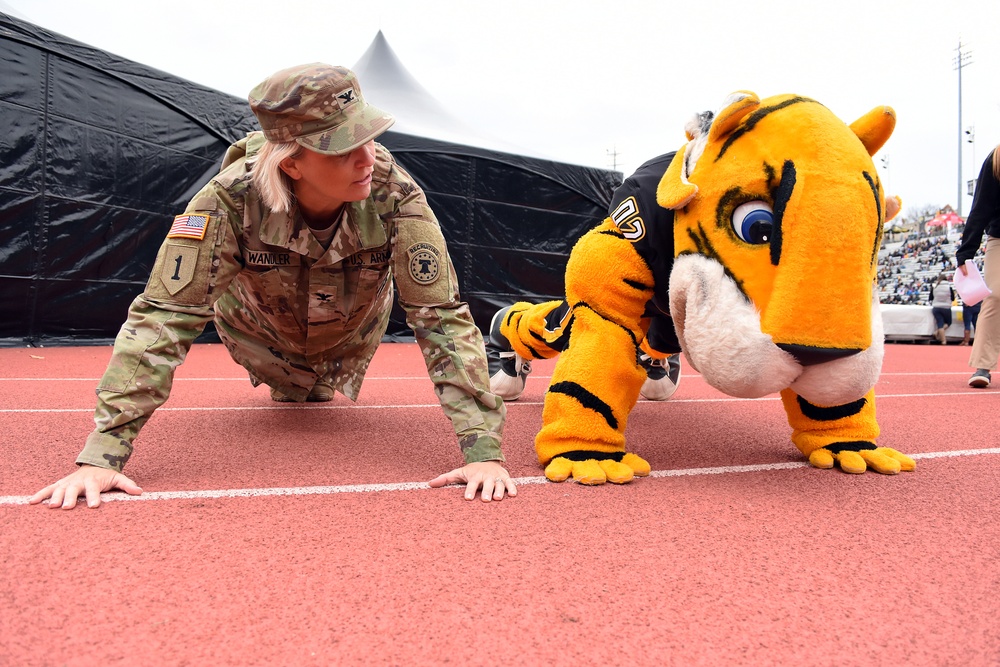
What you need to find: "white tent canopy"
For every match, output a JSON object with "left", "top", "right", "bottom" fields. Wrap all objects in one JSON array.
[
  {"left": 352, "top": 31, "right": 539, "bottom": 157},
  {"left": 0, "top": 1, "right": 28, "bottom": 20}
]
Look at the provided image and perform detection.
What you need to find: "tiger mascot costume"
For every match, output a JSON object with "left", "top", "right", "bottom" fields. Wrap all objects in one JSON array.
[{"left": 497, "top": 91, "right": 915, "bottom": 484}]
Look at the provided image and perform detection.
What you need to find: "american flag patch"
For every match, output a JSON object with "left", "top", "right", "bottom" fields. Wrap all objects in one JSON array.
[{"left": 167, "top": 213, "right": 209, "bottom": 240}]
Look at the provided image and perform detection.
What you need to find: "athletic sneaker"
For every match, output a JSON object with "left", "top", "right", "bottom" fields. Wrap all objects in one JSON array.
[
  {"left": 968, "top": 369, "right": 992, "bottom": 388},
  {"left": 639, "top": 353, "right": 682, "bottom": 401},
  {"left": 270, "top": 381, "right": 335, "bottom": 402},
  {"left": 486, "top": 306, "right": 532, "bottom": 401}
]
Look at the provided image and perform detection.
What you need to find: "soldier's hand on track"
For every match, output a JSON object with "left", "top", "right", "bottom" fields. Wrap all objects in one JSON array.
[
  {"left": 428, "top": 460, "right": 517, "bottom": 502},
  {"left": 29, "top": 464, "right": 143, "bottom": 509}
]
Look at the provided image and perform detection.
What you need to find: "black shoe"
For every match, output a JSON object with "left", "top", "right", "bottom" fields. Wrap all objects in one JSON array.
[
  {"left": 639, "top": 353, "right": 681, "bottom": 400},
  {"left": 486, "top": 306, "right": 532, "bottom": 400},
  {"left": 968, "top": 369, "right": 992, "bottom": 388}
]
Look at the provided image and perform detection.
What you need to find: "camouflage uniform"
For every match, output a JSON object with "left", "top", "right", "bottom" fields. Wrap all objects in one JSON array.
[{"left": 76, "top": 64, "right": 506, "bottom": 472}]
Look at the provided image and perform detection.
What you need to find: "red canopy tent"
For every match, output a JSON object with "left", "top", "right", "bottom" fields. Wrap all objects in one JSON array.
[{"left": 925, "top": 211, "right": 963, "bottom": 228}]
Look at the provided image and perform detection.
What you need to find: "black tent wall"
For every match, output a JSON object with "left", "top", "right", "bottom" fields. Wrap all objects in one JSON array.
[
  {"left": 0, "top": 13, "right": 622, "bottom": 348},
  {"left": 0, "top": 14, "right": 257, "bottom": 347},
  {"left": 376, "top": 133, "right": 620, "bottom": 338}
]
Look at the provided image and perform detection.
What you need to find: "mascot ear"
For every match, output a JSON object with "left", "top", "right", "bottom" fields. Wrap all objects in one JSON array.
[
  {"left": 658, "top": 91, "right": 762, "bottom": 211},
  {"left": 708, "top": 91, "right": 760, "bottom": 143},
  {"left": 656, "top": 146, "right": 698, "bottom": 210},
  {"left": 849, "top": 106, "right": 896, "bottom": 156}
]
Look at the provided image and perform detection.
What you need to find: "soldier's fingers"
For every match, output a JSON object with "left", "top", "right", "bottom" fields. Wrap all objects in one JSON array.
[
  {"left": 46, "top": 486, "right": 66, "bottom": 509},
  {"left": 480, "top": 477, "right": 494, "bottom": 503},
  {"left": 427, "top": 468, "right": 464, "bottom": 489},
  {"left": 504, "top": 478, "right": 517, "bottom": 498},
  {"left": 464, "top": 477, "right": 481, "bottom": 501},
  {"left": 84, "top": 478, "right": 103, "bottom": 509},
  {"left": 28, "top": 485, "right": 57, "bottom": 505},
  {"left": 60, "top": 484, "right": 82, "bottom": 510},
  {"left": 113, "top": 473, "right": 143, "bottom": 496}
]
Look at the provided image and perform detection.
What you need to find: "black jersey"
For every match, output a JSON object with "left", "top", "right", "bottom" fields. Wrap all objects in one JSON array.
[{"left": 607, "top": 152, "right": 681, "bottom": 353}]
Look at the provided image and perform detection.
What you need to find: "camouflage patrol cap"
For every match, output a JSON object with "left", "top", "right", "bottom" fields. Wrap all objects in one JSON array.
[{"left": 248, "top": 63, "right": 394, "bottom": 155}]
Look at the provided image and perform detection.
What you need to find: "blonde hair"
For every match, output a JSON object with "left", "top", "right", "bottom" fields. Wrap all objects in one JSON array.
[
  {"left": 993, "top": 144, "right": 1000, "bottom": 182},
  {"left": 251, "top": 140, "right": 302, "bottom": 213}
]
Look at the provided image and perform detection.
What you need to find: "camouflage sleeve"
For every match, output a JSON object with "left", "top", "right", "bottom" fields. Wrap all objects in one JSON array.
[
  {"left": 76, "top": 298, "right": 216, "bottom": 470},
  {"left": 406, "top": 295, "right": 507, "bottom": 465},
  {"left": 387, "top": 165, "right": 506, "bottom": 464},
  {"left": 76, "top": 185, "right": 244, "bottom": 471}
]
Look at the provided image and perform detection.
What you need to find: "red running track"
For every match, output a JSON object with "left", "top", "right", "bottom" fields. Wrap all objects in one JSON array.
[{"left": 1, "top": 341, "right": 998, "bottom": 666}]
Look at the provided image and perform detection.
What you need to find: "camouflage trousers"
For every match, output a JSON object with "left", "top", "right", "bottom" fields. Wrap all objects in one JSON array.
[{"left": 214, "top": 302, "right": 391, "bottom": 403}]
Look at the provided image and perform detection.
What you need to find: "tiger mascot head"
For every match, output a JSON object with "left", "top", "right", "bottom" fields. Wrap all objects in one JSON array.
[{"left": 656, "top": 92, "right": 895, "bottom": 407}]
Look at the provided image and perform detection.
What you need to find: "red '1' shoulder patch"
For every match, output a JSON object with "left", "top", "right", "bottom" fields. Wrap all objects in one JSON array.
[{"left": 167, "top": 213, "right": 210, "bottom": 240}]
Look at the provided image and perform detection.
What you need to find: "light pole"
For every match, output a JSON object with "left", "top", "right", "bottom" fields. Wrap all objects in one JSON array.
[
  {"left": 955, "top": 41, "right": 973, "bottom": 216},
  {"left": 966, "top": 125, "right": 976, "bottom": 200}
]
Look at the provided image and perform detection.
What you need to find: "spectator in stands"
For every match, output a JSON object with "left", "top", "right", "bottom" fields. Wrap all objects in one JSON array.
[
  {"left": 877, "top": 230, "right": 969, "bottom": 307},
  {"left": 961, "top": 300, "right": 981, "bottom": 346},
  {"left": 929, "top": 273, "right": 955, "bottom": 344},
  {"left": 956, "top": 143, "right": 1000, "bottom": 388},
  {"left": 30, "top": 63, "right": 516, "bottom": 508}
]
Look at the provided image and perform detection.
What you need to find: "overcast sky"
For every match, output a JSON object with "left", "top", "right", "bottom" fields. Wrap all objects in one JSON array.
[{"left": 5, "top": 0, "right": 999, "bottom": 221}]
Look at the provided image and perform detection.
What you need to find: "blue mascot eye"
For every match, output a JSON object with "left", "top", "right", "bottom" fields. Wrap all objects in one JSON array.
[{"left": 732, "top": 201, "right": 774, "bottom": 244}]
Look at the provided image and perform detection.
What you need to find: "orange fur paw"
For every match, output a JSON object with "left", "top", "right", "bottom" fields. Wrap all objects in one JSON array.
[
  {"left": 544, "top": 453, "right": 650, "bottom": 485},
  {"left": 808, "top": 446, "right": 915, "bottom": 474}
]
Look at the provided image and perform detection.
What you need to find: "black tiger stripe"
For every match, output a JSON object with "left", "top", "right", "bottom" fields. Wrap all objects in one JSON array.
[
  {"left": 716, "top": 96, "right": 815, "bottom": 160},
  {"left": 597, "top": 226, "right": 654, "bottom": 279},
  {"left": 572, "top": 302, "right": 641, "bottom": 351},
  {"left": 770, "top": 160, "right": 796, "bottom": 266},
  {"left": 528, "top": 328, "right": 570, "bottom": 356},
  {"left": 552, "top": 450, "right": 627, "bottom": 462},
  {"left": 503, "top": 307, "right": 524, "bottom": 329},
  {"left": 623, "top": 278, "right": 652, "bottom": 291},
  {"left": 764, "top": 163, "right": 777, "bottom": 185},
  {"left": 680, "top": 227, "right": 750, "bottom": 299},
  {"left": 824, "top": 441, "right": 877, "bottom": 453},
  {"left": 863, "top": 171, "right": 883, "bottom": 269},
  {"left": 538, "top": 330, "right": 571, "bottom": 352},
  {"left": 503, "top": 305, "right": 547, "bottom": 358},
  {"left": 685, "top": 226, "right": 709, "bottom": 256},
  {"left": 523, "top": 341, "right": 544, "bottom": 359},
  {"left": 797, "top": 395, "right": 867, "bottom": 421},
  {"left": 503, "top": 306, "right": 541, "bottom": 358},
  {"left": 548, "top": 381, "right": 618, "bottom": 430}
]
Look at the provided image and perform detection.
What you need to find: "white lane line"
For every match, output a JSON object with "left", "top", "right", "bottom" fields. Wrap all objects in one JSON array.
[
  {"left": 909, "top": 448, "right": 1000, "bottom": 459},
  {"left": 2, "top": 448, "right": 998, "bottom": 507},
  {"left": 0, "top": 371, "right": 980, "bottom": 382},
  {"left": 1, "top": 390, "right": 996, "bottom": 414},
  {"left": 0, "top": 405, "right": 444, "bottom": 414}
]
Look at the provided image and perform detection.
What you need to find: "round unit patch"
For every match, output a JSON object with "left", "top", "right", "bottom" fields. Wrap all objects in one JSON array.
[{"left": 407, "top": 242, "right": 441, "bottom": 285}]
